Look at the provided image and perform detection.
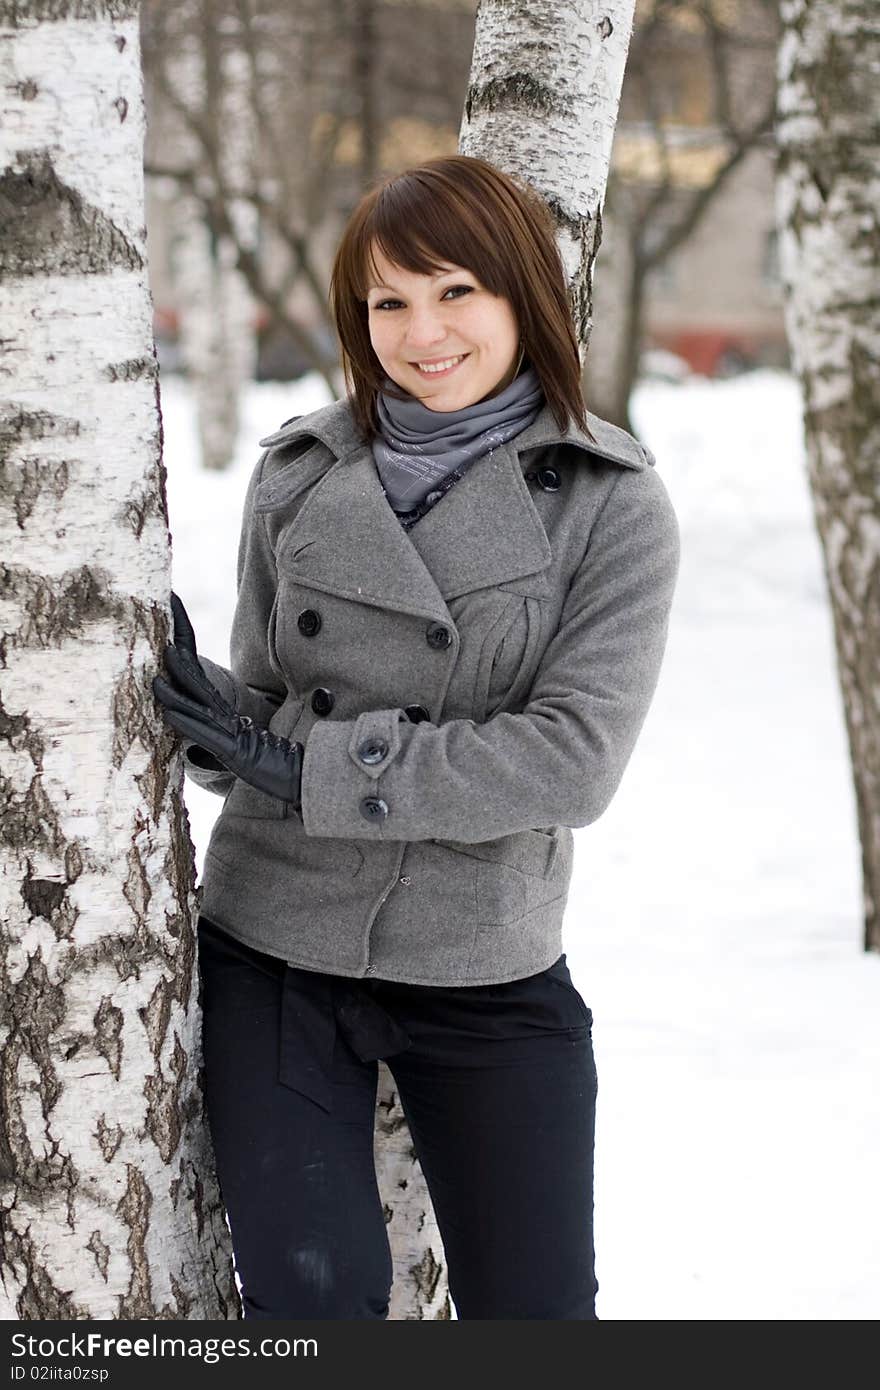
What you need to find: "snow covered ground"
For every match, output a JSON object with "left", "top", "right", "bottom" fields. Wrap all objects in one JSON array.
[{"left": 160, "top": 367, "right": 879, "bottom": 1321}]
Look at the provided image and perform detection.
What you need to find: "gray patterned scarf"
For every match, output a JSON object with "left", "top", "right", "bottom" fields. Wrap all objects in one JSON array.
[{"left": 372, "top": 359, "right": 544, "bottom": 519}]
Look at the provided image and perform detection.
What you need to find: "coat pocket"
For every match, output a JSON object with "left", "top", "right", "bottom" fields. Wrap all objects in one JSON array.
[{"left": 432, "top": 827, "right": 564, "bottom": 925}]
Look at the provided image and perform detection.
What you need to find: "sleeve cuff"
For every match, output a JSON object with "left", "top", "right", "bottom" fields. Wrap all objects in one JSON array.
[
  {"left": 182, "top": 741, "right": 236, "bottom": 796},
  {"left": 300, "top": 708, "right": 407, "bottom": 839}
]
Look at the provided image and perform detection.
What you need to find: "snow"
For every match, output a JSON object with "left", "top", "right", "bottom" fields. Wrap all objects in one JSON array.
[{"left": 159, "top": 367, "right": 880, "bottom": 1321}]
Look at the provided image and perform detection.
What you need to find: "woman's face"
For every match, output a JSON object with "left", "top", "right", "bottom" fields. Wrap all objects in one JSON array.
[{"left": 365, "top": 243, "right": 521, "bottom": 411}]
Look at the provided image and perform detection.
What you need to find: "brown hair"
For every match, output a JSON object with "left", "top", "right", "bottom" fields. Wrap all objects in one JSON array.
[{"left": 328, "top": 154, "right": 594, "bottom": 444}]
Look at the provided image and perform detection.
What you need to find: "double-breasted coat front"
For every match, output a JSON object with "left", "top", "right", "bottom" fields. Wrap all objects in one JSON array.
[{"left": 183, "top": 394, "right": 680, "bottom": 985}]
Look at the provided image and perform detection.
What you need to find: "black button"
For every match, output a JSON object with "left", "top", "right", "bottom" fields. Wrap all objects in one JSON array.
[
  {"left": 403, "top": 704, "right": 430, "bottom": 723},
  {"left": 357, "top": 737, "right": 388, "bottom": 765},
  {"left": 537, "top": 465, "right": 561, "bottom": 491},
  {"left": 311, "top": 687, "right": 335, "bottom": 716},
  {"left": 426, "top": 622, "right": 452, "bottom": 649},
  {"left": 298, "top": 609, "right": 321, "bottom": 637},
  {"left": 360, "top": 796, "right": 389, "bottom": 822}
]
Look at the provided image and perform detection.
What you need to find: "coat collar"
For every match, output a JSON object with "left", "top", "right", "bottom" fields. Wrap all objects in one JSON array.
[
  {"left": 258, "top": 394, "right": 654, "bottom": 472},
  {"left": 255, "top": 396, "right": 651, "bottom": 622}
]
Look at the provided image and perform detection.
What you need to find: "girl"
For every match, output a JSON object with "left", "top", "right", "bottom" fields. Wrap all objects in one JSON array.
[{"left": 153, "top": 154, "right": 680, "bottom": 1319}]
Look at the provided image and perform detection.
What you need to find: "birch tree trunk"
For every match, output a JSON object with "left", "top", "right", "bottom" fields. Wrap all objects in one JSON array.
[
  {"left": 377, "top": 0, "right": 637, "bottom": 1320},
  {"left": 167, "top": 13, "right": 257, "bottom": 474},
  {"left": 775, "top": 0, "right": 880, "bottom": 952},
  {"left": 460, "top": 0, "right": 637, "bottom": 360},
  {"left": 0, "top": 0, "right": 237, "bottom": 1317}
]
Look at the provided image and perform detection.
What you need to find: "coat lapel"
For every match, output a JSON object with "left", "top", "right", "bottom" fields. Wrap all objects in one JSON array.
[
  {"left": 276, "top": 445, "right": 452, "bottom": 623},
  {"left": 404, "top": 438, "right": 551, "bottom": 601}
]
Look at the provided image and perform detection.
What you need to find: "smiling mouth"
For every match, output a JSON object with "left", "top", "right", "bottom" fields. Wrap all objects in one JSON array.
[{"left": 412, "top": 354, "right": 470, "bottom": 377}]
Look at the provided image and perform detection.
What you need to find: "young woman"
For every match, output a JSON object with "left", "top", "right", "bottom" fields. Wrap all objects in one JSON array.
[{"left": 153, "top": 154, "right": 680, "bottom": 1320}]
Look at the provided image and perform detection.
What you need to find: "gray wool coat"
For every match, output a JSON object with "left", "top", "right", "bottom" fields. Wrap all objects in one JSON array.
[{"left": 183, "top": 393, "right": 680, "bottom": 986}]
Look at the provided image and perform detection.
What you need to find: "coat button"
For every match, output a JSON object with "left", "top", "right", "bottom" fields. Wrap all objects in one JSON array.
[
  {"left": 298, "top": 609, "right": 322, "bottom": 637},
  {"left": 425, "top": 489, "right": 443, "bottom": 505},
  {"left": 311, "top": 687, "right": 335, "bottom": 716},
  {"left": 403, "top": 704, "right": 430, "bottom": 723},
  {"left": 357, "top": 737, "right": 388, "bottom": 765},
  {"left": 360, "top": 796, "right": 389, "bottom": 822},
  {"left": 537, "top": 465, "right": 561, "bottom": 491},
  {"left": 426, "top": 622, "right": 452, "bottom": 649}
]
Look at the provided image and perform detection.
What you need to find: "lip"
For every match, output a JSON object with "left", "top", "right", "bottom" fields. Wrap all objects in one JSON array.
[{"left": 410, "top": 353, "right": 470, "bottom": 378}]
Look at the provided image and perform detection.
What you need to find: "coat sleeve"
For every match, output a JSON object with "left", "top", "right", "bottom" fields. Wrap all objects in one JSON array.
[
  {"left": 181, "top": 451, "right": 287, "bottom": 796},
  {"left": 299, "top": 462, "right": 681, "bottom": 841}
]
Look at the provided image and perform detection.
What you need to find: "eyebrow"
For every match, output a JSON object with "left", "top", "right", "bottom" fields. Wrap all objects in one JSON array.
[{"left": 366, "top": 267, "right": 466, "bottom": 294}]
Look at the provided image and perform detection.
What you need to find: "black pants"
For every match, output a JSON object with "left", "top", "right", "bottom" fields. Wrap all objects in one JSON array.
[{"left": 196, "top": 914, "right": 599, "bottom": 1320}]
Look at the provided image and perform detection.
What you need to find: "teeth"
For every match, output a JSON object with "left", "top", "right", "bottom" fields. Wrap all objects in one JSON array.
[{"left": 416, "top": 355, "right": 465, "bottom": 373}]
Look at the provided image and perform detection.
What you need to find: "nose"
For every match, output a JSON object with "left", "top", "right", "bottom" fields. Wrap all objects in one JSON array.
[{"left": 404, "top": 305, "right": 449, "bottom": 352}]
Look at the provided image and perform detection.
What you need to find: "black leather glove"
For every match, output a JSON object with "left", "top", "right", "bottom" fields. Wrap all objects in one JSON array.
[{"left": 152, "top": 591, "right": 304, "bottom": 810}]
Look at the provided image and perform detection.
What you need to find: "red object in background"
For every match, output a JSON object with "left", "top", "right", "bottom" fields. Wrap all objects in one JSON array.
[
  {"left": 153, "top": 304, "right": 268, "bottom": 337},
  {"left": 649, "top": 329, "right": 776, "bottom": 376},
  {"left": 154, "top": 305, "right": 180, "bottom": 336}
]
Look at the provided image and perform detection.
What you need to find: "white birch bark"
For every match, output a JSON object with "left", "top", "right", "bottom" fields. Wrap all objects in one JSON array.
[
  {"left": 460, "top": 0, "right": 638, "bottom": 353},
  {"left": 775, "top": 0, "right": 880, "bottom": 951},
  {"left": 0, "top": 0, "right": 236, "bottom": 1317},
  {"left": 375, "top": 1072, "right": 452, "bottom": 1320}
]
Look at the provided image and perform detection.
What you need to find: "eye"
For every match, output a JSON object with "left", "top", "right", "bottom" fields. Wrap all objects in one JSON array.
[{"left": 371, "top": 284, "right": 474, "bottom": 311}]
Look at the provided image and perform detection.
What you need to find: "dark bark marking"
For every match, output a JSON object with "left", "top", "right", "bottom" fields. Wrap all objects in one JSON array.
[
  {"left": 0, "top": 456, "right": 71, "bottom": 531},
  {"left": 0, "top": 774, "right": 64, "bottom": 857},
  {"left": 160, "top": 787, "right": 198, "bottom": 922},
  {"left": 409, "top": 1244, "right": 444, "bottom": 1303},
  {"left": 0, "top": 948, "right": 70, "bottom": 1195},
  {"left": 87, "top": 1228, "right": 110, "bottom": 1280},
  {"left": 0, "top": 1220, "right": 84, "bottom": 1319},
  {"left": 0, "top": 150, "right": 143, "bottom": 279},
  {"left": 21, "top": 874, "right": 67, "bottom": 921},
  {"left": 140, "top": 914, "right": 198, "bottom": 1164},
  {"left": 465, "top": 73, "right": 573, "bottom": 123},
  {"left": 115, "top": 1165, "right": 157, "bottom": 1319},
  {"left": 93, "top": 996, "right": 124, "bottom": 1081},
  {"left": 0, "top": 405, "right": 80, "bottom": 469},
  {"left": 0, "top": 4, "right": 140, "bottom": 28},
  {"left": 143, "top": 1036, "right": 185, "bottom": 1164},
  {"left": 122, "top": 837, "right": 151, "bottom": 925},
  {"left": 169, "top": 1271, "right": 193, "bottom": 1318},
  {"left": 65, "top": 842, "right": 84, "bottom": 883},
  {"left": 104, "top": 356, "right": 155, "bottom": 384},
  {"left": 435, "top": 1291, "right": 452, "bottom": 1319},
  {"left": 0, "top": 562, "right": 122, "bottom": 653},
  {"left": 122, "top": 478, "right": 164, "bottom": 539},
  {"left": 95, "top": 1113, "right": 123, "bottom": 1163},
  {"left": 0, "top": 694, "right": 45, "bottom": 769}
]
